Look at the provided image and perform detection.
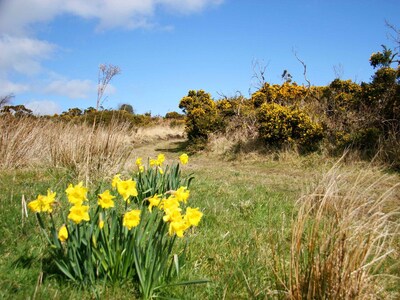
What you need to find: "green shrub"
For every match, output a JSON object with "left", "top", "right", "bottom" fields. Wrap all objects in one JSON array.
[
  {"left": 179, "top": 90, "right": 224, "bottom": 144},
  {"left": 257, "top": 103, "right": 323, "bottom": 151}
]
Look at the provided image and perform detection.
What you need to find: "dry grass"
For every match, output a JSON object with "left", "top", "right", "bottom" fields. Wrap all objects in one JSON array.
[
  {"left": 272, "top": 160, "right": 400, "bottom": 299},
  {"left": 0, "top": 116, "right": 186, "bottom": 181},
  {"left": 132, "top": 124, "right": 185, "bottom": 144}
]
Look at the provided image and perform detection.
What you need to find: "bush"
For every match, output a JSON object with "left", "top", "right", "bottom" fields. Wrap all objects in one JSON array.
[
  {"left": 179, "top": 90, "right": 224, "bottom": 145},
  {"left": 257, "top": 103, "right": 323, "bottom": 151}
]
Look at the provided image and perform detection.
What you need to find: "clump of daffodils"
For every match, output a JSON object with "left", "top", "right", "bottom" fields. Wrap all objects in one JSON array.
[{"left": 27, "top": 153, "right": 202, "bottom": 296}]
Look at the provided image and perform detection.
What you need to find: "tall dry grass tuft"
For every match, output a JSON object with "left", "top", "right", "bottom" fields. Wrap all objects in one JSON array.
[
  {"left": 0, "top": 116, "right": 51, "bottom": 169},
  {"left": 272, "top": 161, "right": 400, "bottom": 299},
  {"left": 47, "top": 119, "right": 133, "bottom": 180},
  {"left": 0, "top": 116, "right": 134, "bottom": 180}
]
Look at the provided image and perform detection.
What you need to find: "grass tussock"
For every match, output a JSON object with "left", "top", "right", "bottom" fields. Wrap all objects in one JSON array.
[
  {"left": 0, "top": 117, "right": 133, "bottom": 179},
  {"left": 272, "top": 161, "right": 400, "bottom": 299}
]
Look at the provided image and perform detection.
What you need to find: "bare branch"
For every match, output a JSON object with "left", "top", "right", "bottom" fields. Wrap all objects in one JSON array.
[
  {"left": 96, "top": 64, "right": 121, "bottom": 110},
  {"left": 251, "top": 59, "right": 269, "bottom": 90},
  {"left": 0, "top": 94, "right": 14, "bottom": 108},
  {"left": 333, "top": 63, "right": 344, "bottom": 79},
  {"left": 293, "top": 51, "right": 311, "bottom": 89},
  {"left": 385, "top": 20, "right": 400, "bottom": 50}
]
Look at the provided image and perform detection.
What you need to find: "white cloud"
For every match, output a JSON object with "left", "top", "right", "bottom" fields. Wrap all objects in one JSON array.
[
  {"left": 0, "top": 0, "right": 224, "bottom": 33},
  {"left": 0, "top": 78, "right": 30, "bottom": 95},
  {"left": 44, "top": 79, "right": 95, "bottom": 99},
  {"left": 0, "top": 35, "right": 55, "bottom": 76},
  {"left": 25, "top": 100, "right": 62, "bottom": 115}
]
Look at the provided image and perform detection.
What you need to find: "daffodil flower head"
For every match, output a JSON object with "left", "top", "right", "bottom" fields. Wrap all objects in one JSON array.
[
  {"left": 116, "top": 178, "right": 138, "bottom": 202},
  {"left": 168, "top": 219, "right": 190, "bottom": 238},
  {"left": 123, "top": 210, "right": 141, "bottom": 230},
  {"left": 99, "top": 214, "right": 105, "bottom": 229},
  {"left": 112, "top": 174, "right": 122, "bottom": 188},
  {"left": 160, "top": 196, "right": 180, "bottom": 212},
  {"left": 179, "top": 153, "right": 189, "bottom": 165},
  {"left": 135, "top": 158, "right": 145, "bottom": 172},
  {"left": 28, "top": 189, "right": 56, "bottom": 213},
  {"left": 163, "top": 207, "right": 183, "bottom": 223},
  {"left": 65, "top": 182, "right": 88, "bottom": 205},
  {"left": 98, "top": 190, "right": 115, "bottom": 209},
  {"left": 157, "top": 153, "right": 165, "bottom": 165},
  {"left": 148, "top": 194, "right": 161, "bottom": 212},
  {"left": 172, "top": 186, "right": 190, "bottom": 203},
  {"left": 184, "top": 207, "right": 203, "bottom": 226},
  {"left": 68, "top": 205, "right": 90, "bottom": 224},
  {"left": 58, "top": 224, "right": 68, "bottom": 242}
]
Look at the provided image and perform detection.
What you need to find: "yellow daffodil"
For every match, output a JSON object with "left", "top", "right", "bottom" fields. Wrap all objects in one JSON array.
[
  {"left": 172, "top": 186, "right": 190, "bottom": 203},
  {"left": 58, "top": 225, "right": 68, "bottom": 242},
  {"left": 179, "top": 153, "right": 189, "bottom": 165},
  {"left": 98, "top": 190, "right": 115, "bottom": 209},
  {"left": 160, "top": 196, "right": 180, "bottom": 212},
  {"left": 163, "top": 208, "right": 183, "bottom": 223},
  {"left": 112, "top": 174, "right": 122, "bottom": 188},
  {"left": 150, "top": 154, "right": 165, "bottom": 167},
  {"left": 149, "top": 158, "right": 158, "bottom": 167},
  {"left": 184, "top": 207, "right": 203, "bottom": 226},
  {"left": 157, "top": 153, "right": 165, "bottom": 165},
  {"left": 65, "top": 182, "right": 87, "bottom": 205},
  {"left": 158, "top": 167, "right": 164, "bottom": 175},
  {"left": 148, "top": 194, "right": 161, "bottom": 212},
  {"left": 28, "top": 189, "right": 56, "bottom": 213},
  {"left": 168, "top": 219, "right": 190, "bottom": 238},
  {"left": 123, "top": 210, "right": 141, "bottom": 230},
  {"left": 116, "top": 178, "right": 138, "bottom": 202},
  {"left": 135, "top": 158, "right": 144, "bottom": 172},
  {"left": 99, "top": 214, "right": 104, "bottom": 229},
  {"left": 68, "top": 205, "right": 90, "bottom": 224}
]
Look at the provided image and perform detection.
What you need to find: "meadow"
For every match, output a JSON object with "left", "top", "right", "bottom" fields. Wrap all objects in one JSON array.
[{"left": 0, "top": 116, "right": 399, "bottom": 299}]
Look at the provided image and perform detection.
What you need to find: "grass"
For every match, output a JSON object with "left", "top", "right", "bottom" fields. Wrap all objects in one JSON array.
[{"left": 0, "top": 121, "right": 399, "bottom": 299}]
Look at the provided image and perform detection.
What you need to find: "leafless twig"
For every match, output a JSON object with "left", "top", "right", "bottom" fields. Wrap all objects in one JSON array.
[{"left": 96, "top": 64, "right": 121, "bottom": 110}]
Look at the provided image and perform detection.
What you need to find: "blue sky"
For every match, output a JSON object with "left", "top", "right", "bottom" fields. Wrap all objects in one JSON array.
[{"left": 0, "top": 0, "right": 399, "bottom": 116}]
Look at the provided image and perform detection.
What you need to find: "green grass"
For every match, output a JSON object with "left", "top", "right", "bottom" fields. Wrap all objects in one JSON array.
[{"left": 0, "top": 141, "right": 399, "bottom": 299}]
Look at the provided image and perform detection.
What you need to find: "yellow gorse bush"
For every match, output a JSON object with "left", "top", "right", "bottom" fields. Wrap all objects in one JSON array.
[{"left": 28, "top": 153, "right": 204, "bottom": 299}]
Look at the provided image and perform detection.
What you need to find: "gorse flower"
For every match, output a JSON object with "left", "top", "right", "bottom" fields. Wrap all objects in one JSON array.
[
  {"left": 58, "top": 225, "right": 68, "bottom": 242},
  {"left": 116, "top": 178, "right": 138, "bottom": 202},
  {"left": 98, "top": 190, "right": 115, "bottom": 209},
  {"left": 179, "top": 153, "right": 189, "bottom": 165},
  {"left": 68, "top": 205, "right": 90, "bottom": 224},
  {"left": 66, "top": 182, "right": 88, "bottom": 205},
  {"left": 123, "top": 210, "right": 141, "bottom": 230},
  {"left": 28, "top": 189, "right": 56, "bottom": 213}
]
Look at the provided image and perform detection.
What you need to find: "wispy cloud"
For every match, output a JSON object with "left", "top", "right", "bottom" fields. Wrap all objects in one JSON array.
[
  {"left": 0, "top": 35, "right": 55, "bottom": 76},
  {"left": 44, "top": 79, "right": 95, "bottom": 99},
  {"left": 24, "top": 100, "right": 62, "bottom": 115},
  {"left": 0, "top": 0, "right": 224, "bottom": 34}
]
